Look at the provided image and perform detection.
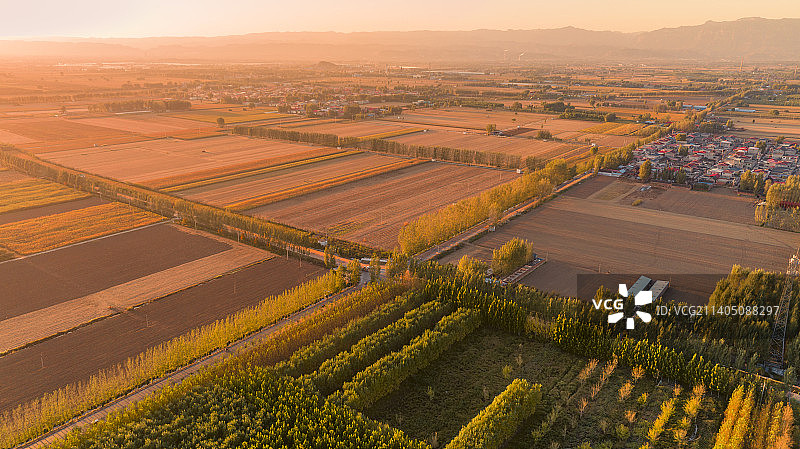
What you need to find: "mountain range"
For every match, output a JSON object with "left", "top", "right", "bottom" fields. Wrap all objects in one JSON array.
[{"left": 1, "top": 17, "right": 798, "bottom": 64}]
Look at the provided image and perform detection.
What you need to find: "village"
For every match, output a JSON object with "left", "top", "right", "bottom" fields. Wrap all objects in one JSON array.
[{"left": 624, "top": 131, "right": 800, "bottom": 189}]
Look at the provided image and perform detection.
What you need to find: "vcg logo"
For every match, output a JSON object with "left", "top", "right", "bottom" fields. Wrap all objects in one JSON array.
[{"left": 591, "top": 283, "right": 653, "bottom": 330}]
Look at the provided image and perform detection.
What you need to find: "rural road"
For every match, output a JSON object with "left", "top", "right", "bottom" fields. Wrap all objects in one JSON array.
[
  {"left": 16, "top": 282, "right": 364, "bottom": 449},
  {"left": 415, "top": 171, "right": 594, "bottom": 261}
]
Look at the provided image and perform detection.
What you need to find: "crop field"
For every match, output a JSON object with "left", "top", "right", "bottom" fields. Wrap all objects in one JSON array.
[
  {"left": 0, "top": 196, "right": 105, "bottom": 226},
  {"left": 442, "top": 176, "right": 800, "bottom": 298},
  {"left": 0, "top": 202, "right": 163, "bottom": 255},
  {"left": 143, "top": 147, "right": 349, "bottom": 190},
  {"left": 0, "top": 117, "right": 142, "bottom": 150},
  {"left": 627, "top": 184, "right": 758, "bottom": 225},
  {"left": 39, "top": 135, "right": 335, "bottom": 183},
  {"left": 281, "top": 120, "right": 421, "bottom": 138},
  {"left": 169, "top": 108, "right": 293, "bottom": 124},
  {"left": 71, "top": 115, "right": 213, "bottom": 134},
  {"left": 177, "top": 152, "right": 412, "bottom": 207},
  {"left": 367, "top": 326, "right": 723, "bottom": 448},
  {"left": 249, "top": 161, "right": 518, "bottom": 249},
  {"left": 0, "top": 252, "right": 323, "bottom": 411},
  {"left": 0, "top": 177, "right": 89, "bottom": 214},
  {"left": 388, "top": 129, "right": 583, "bottom": 158},
  {"left": 722, "top": 115, "right": 800, "bottom": 139},
  {"left": 0, "top": 129, "right": 36, "bottom": 144},
  {"left": 382, "top": 107, "right": 553, "bottom": 130}
]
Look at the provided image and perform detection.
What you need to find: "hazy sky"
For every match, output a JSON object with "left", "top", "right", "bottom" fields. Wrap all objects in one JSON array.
[{"left": 2, "top": 0, "right": 799, "bottom": 38}]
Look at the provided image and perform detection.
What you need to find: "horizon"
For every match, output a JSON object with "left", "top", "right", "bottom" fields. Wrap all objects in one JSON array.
[{"left": 1, "top": 0, "right": 799, "bottom": 39}]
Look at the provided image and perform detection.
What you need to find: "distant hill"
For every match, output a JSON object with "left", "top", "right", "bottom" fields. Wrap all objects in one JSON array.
[{"left": 1, "top": 17, "right": 798, "bottom": 63}]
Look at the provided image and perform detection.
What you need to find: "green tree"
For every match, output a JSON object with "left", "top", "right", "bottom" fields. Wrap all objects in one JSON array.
[
  {"left": 385, "top": 252, "right": 407, "bottom": 278},
  {"left": 216, "top": 117, "right": 226, "bottom": 128},
  {"left": 535, "top": 130, "right": 552, "bottom": 139},
  {"left": 323, "top": 245, "right": 336, "bottom": 268},
  {"left": 369, "top": 252, "right": 381, "bottom": 282},
  {"left": 676, "top": 133, "right": 687, "bottom": 141},
  {"left": 457, "top": 255, "right": 488, "bottom": 275},
  {"left": 676, "top": 168, "right": 687, "bottom": 184},
  {"left": 604, "top": 113, "right": 617, "bottom": 122},
  {"left": 491, "top": 238, "right": 534, "bottom": 277},
  {"left": 347, "top": 259, "right": 361, "bottom": 285},
  {"left": 486, "top": 124, "right": 497, "bottom": 135},
  {"left": 639, "top": 159, "right": 652, "bottom": 181},
  {"left": 784, "top": 366, "right": 796, "bottom": 395}
]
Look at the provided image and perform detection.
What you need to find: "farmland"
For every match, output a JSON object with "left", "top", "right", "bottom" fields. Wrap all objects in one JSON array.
[
  {"left": 388, "top": 128, "right": 585, "bottom": 159},
  {"left": 0, "top": 202, "right": 163, "bottom": 254},
  {"left": 249, "top": 161, "right": 518, "bottom": 249},
  {"left": 280, "top": 120, "right": 422, "bottom": 139},
  {"left": 71, "top": 115, "right": 214, "bottom": 135},
  {"left": 169, "top": 108, "right": 293, "bottom": 124},
  {"left": 442, "top": 176, "right": 800, "bottom": 299},
  {"left": 39, "top": 135, "right": 338, "bottom": 183},
  {"left": 177, "top": 152, "right": 413, "bottom": 207},
  {"left": 0, "top": 255, "right": 324, "bottom": 411},
  {"left": 0, "top": 176, "right": 89, "bottom": 214}
]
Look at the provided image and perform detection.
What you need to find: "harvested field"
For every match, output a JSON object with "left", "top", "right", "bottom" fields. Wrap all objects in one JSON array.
[
  {"left": 169, "top": 109, "right": 292, "bottom": 124},
  {"left": 723, "top": 116, "right": 800, "bottom": 139},
  {"left": 178, "top": 152, "right": 406, "bottom": 206},
  {"left": 157, "top": 150, "right": 356, "bottom": 192},
  {"left": 0, "top": 203, "right": 163, "bottom": 254},
  {"left": 0, "top": 223, "right": 229, "bottom": 320},
  {"left": 250, "top": 161, "right": 518, "bottom": 249},
  {"left": 388, "top": 129, "right": 582, "bottom": 159},
  {"left": 382, "top": 107, "right": 553, "bottom": 130},
  {"left": 0, "top": 117, "right": 138, "bottom": 143},
  {"left": 442, "top": 182, "right": 800, "bottom": 299},
  {"left": 580, "top": 122, "right": 624, "bottom": 134},
  {"left": 72, "top": 115, "right": 212, "bottom": 134},
  {"left": 0, "top": 178, "right": 89, "bottom": 214},
  {"left": 0, "top": 256, "right": 323, "bottom": 411},
  {"left": 0, "top": 129, "right": 35, "bottom": 144},
  {"left": 40, "top": 135, "right": 334, "bottom": 183},
  {"left": 631, "top": 185, "right": 758, "bottom": 225},
  {"left": 19, "top": 134, "right": 155, "bottom": 153},
  {"left": 0, "top": 238, "right": 269, "bottom": 353},
  {"left": 0, "top": 196, "right": 105, "bottom": 226},
  {"left": 281, "top": 121, "right": 416, "bottom": 138},
  {"left": 579, "top": 133, "right": 637, "bottom": 147}
]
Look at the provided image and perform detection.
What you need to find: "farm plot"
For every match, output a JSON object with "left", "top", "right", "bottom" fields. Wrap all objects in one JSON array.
[
  {"left": 0, "top": 202, "right": 163, "bottom": 255},
  {"left": 0, "top": 117, "right": 146, "bottom": 152},
  {"left": 169, "top": 108, "right": 292, "bottom": 124},
  {"left": 282, "top": 121, "right": 421, "bottom": 139},
  {"left": 39, "top": 135, "right": 335, "bottom": 183},
  {"left": 0, "top": 196, "right": 105, "bottom": 226},
  {"left": 628, "top": 185, "right": 757, "bottom": 225},
  {"left": 722, "top": 116, "right": 800, "bottom": 139},
  {"left": 387, "top": 129, "right": 582, "bottom": 159},
  {"left": 366, "top": 326, "right": 723, "bottom": 449},
  {"left": 383, "top": 107, "right": 553, "bottom": 130},
  {"left": 442, "top": 181, "right": 800, "bottom": 298},
  {"left": 0, "top": 177, "right": 89, "bottom": 214},
  {"left": 249, "top": 161, "right": 518, "bottom": 249},
  {"left": 0, "top": 255, "right": 323, "bottom": 411},
  {"left": 177, "top": 152, "right": 411, "bottom": 207},
  {"left": 71, "top": 115, "right": 213, "bottom": 134}
]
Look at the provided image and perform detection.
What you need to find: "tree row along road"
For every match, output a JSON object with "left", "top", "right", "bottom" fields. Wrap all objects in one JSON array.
[
  {"left": 414, "top": 171, "right": 595, "bottom": 262},
  {"left": 16, "top": 282, "right": 364, "bottom": 449}
]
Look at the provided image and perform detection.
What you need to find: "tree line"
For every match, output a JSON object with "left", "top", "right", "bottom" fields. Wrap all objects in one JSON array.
[{"left": 87, "top": 99, "right": 191, "bottom": 113}]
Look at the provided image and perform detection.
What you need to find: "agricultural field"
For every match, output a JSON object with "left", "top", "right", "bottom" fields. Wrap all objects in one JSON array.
[
  {"left": 720, "top": 115, "right": 800, "bottom": 139},
  {"left": 249, "top": 161, "right": 518, "bottom": 249},
  {"left": 442, "top": 176, "right": 800, "bottom": 300},
  {"left": 169, "top": 108, "right": 292, "bottom": 124},
  {"left": 0, "top": 254, "right": 324, "bottom": 410},
  {"left": 71, "top": 115, "right": 214, "bottom": 135},
  {"left": 279, "top": 120, "right": 422, "bottom": 139},
  {"left": 177, "top": 152, "right": 415, "bottom": 209},
  {"left": 0, "top": 176, "right": 89, "bottom": 214},
  {"left": 383, "top": 107, "right": 553, "bottom": 130},
  {"left": 0, "top": 202, "right": 163, "bottom": 255},
  {"left": 388, "top": 129, "right": 585, "bottom": 159},
  {"left": 0, "top": 116, "right": 147, "bottom": 152},
  {"left": 39, "top": 135, "right": 337, "bottom": 183}
]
